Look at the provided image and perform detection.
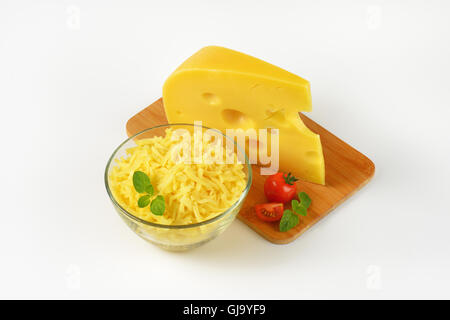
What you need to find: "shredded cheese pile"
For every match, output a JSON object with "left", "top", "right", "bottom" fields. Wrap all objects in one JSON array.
[{"left": 109, "top": 129, "right": 247, "bottom": 225}]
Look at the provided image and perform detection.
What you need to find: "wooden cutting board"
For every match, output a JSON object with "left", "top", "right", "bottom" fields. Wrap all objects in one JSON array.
[{"left": 126, "top": 98, "right": 375, "bottom": 244}]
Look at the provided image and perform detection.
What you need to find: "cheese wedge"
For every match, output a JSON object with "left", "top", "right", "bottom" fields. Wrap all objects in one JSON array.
[{"left": 162, "top": 46, "right": 325, "bottom": 184}]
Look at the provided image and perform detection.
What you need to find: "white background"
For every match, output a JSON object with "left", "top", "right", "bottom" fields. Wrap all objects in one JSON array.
[{"left": 1, "top": 0, "right": 449, "bottom": 299}]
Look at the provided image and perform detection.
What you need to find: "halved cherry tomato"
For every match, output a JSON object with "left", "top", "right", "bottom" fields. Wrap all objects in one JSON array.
[
  {"left": 255, "top": 203, "right": 284, "bottom": 222},
  {"left": 264, "top": 172, "right": 298, "bottom": 203}
]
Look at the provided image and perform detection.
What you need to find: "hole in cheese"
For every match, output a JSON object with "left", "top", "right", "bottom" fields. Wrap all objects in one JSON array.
[
  {"left": 222, "top": 109, "right": 250, "bottom": 125},
  {"left": 202, "top": 92, "right": 221, "bottom": 106},
  {"left": 264, "top": 107, "right": 288, "bottom": 127}
]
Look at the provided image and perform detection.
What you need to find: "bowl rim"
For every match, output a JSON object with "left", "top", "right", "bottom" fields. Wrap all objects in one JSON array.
[{"left": 104, "top": 123, "right": 253, "bottom": 229}]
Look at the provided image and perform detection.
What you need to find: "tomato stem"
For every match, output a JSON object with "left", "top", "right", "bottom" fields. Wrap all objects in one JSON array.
[{"left": 283, "top": 172, "right": 299, "bottom": 185}]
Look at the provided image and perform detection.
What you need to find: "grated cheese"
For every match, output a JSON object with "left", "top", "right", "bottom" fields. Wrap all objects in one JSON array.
[{"left": 109, "top": 129, "right": 247, "bottom": 225}]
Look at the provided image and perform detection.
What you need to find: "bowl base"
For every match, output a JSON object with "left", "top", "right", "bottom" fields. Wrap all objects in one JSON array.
[{"left": 140, "top": 233, "right": 220, "bottom": 252}]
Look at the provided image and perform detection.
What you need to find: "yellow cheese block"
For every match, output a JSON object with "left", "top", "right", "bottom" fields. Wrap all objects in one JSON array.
[{"left": 162, "top": 46, "right": 325, "bottom": 184}]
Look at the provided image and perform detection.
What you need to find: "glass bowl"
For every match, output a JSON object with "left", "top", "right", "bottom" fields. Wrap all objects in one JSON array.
[{"left": 104, "top": 123, "right": 252, "bottom": 251}]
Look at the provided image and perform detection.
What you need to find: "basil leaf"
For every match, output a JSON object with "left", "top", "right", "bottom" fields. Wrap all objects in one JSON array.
[
  {"left": 292, "top": 200, "right": 307, "bottom": 216},
  {"left": 145, "top": 184, "right": 154, "bottom": 196},
  {"left": 133, "top": 171, "right": 151, "bottom": 193},
  {"left": 138, "top": 195, "right": 151, "bottom": 208},
  {"left": 279, "top": 210, "right": 299, "bottom": 232},
  {"left": 150, "top": 195, "right": 165, "bottom": 216},
  {"left": 298, "top": 192, "right": 311, "bottom": 209},
  {"left": 291, "top": 199, "right": 300, "bottom": 212}
]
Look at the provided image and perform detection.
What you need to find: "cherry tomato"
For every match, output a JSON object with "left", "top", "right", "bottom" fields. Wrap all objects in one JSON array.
[
  {"left": 264, "top": 172, "right": 298, "bottom": 203},
  {"left": 255, "top": 203, "right": 284, "bottom": 222}
]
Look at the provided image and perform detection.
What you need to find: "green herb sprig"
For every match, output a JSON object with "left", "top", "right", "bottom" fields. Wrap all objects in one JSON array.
[
  {"left": 279, "top": 192, "right": 311, "bottom": 232},
  {"left": 133, "top": 171, "right": 165, "bottom": 216}
]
